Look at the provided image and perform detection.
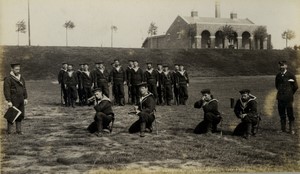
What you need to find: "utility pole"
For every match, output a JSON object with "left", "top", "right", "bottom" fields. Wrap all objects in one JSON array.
[{"left": 28, "top": 0, "right": 31, "bottom": 46}]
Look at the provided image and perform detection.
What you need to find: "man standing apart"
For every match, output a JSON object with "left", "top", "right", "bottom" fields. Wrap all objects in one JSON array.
[
  {"left": 4, "top": 63, "right": 28, "bottom": 134},
  {"left": 110, "top": 59, "right": 126, "bottom": 106},
  {"left": 58, "top": 62, "right": 68, "bottom": 106},
  {"left": 275, "top": 61, "right": 298, "bottom": 134}
]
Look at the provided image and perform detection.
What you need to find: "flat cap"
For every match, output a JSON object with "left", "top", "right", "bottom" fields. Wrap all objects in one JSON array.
[
  {"left": 95, "top": 62, "right": 104, "bottom": 64},
  {"left": 278, "top": 61, "right": 287, "bottom": 66},
  {"left": 10, "top": 63, "right": 20, "bottom": 68},
  {"left": 92, "top": 88, "right": 102, "bottom": 93},
  {"left": 201, "top": 89, "right": 211, "bottom": 94},
  {"left": 137, "top": 82, "right": 148, "bottom": 87}
]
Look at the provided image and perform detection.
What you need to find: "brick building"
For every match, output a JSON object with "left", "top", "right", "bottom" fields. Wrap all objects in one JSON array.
[{"left": 142, "top": 2, "right": 271, "bottom": 49}]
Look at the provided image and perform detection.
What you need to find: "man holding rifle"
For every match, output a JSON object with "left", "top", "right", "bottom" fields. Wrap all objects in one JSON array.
[{"left": 128, "top": 82, "right": 156, "bottom": 137}]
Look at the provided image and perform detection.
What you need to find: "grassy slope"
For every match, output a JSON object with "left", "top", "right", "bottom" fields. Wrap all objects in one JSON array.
[
  {"left": 0, "top": 76, "right": 299, "bottom": 173},
  {"left": 1, "top": 46, "right": 299, "bottom": 80}
]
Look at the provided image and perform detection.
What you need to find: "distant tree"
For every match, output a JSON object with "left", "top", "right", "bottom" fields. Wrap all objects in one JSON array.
[
  {"left": 16, "top": 20, "right": 26, "bottom": 46},
  {"left": 148, "top": 22, "right": 158, "bottom": 48},
  {"left": 111, "top": 25, "right": 118, "bottom": 47},
  {"left": 282, "top": 30, "right": 296, "bottom": 48},
  {"left": 63, "top": 20, "right": 75, "bottom": 46},
  {"left": 254, "top": 26, "right": 268, "bottom": 49},
  {"left": 220, "top": 25, "right": 236, "bottom": 47}
]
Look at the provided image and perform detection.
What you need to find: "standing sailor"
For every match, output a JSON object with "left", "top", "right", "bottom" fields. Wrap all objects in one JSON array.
[
  {"left": 58, "top": 62, "right": 68, "bottom": 106},
  {"left": 63, "top": 64, "right": 78, "bottom": 108},
  {"left": 110, "top": 59, "right": 126, "bottom": 106}
]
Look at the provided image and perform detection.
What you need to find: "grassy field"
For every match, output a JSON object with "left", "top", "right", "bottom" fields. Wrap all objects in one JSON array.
[{"left": 0, "top": 75, "right": 299, "bottom": 173}]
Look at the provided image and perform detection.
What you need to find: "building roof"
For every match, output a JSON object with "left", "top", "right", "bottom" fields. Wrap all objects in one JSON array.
[{"left": 181, "top": 16, "right": 255, "bottom": 25}]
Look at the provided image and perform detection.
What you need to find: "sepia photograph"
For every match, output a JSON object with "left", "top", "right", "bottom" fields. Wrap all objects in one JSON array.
[{"left": 0, "top": 0, "right": 299, "bottom": 173}]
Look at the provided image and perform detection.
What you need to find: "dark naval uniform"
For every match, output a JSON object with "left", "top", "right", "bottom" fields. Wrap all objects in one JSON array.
[
  {"left": 233, "top": 95, "right": 259, "bottom": 138},
  {"left": 177, "top": 70, "right": 189, "bottom": 105},
  {"left": 58, "top": 69, "right": 68, "bottom": 105},
  {"left": 81, "top": 70, "right": 93, "bottom": 105},
  {"left": 275, "top": 70, "right": 298, "bottom": 132},
  {"left": 110, "top": 66, "right": 126, "bottom": 106},
  {"left": 87, "top": 96, "right": 114, "bottom": 135},
  {"left": 92, "top": 68, "right": 110, "bottom": 97},
  {"left": 161, "top": 70, "right": 173, "bottom": 105},
  {"left": 144, "top": 68, "right": 158, "bottom": 99},
  {"left": 63, "top": 70, "right": 78, "bottom": 107},
  {"left": 128, "top": 67, "right": 144, "bottom": 104},
  {"left": 194, "top": 98, "right": 221, "bottom": 134},
  {"left": 76, "top": 69, "right": 84, "bottom": 105},
  {"left": 172, "top": 70, "right": 179, "bottom": 105},
  {"left": 4, "top": 72, "right": 28, "bottom": 133},
  {"left": 129, "top": 92, "right": 156, "bottom": 136},
  {"left": 156, "top": 69, "right": 164, "bottom": 105},
  {"left": 125, "top": 66, "right": 133, "bottom": 104}
]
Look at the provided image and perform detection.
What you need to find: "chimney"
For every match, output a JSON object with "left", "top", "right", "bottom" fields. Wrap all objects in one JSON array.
[
  {"left": 215, "top": 0, "right": 220, "bottom": 18},
  {"left": 191, "top": 11, "right": 198, "bottom": 17},
  {"left": 230, "top": 12, "right": 237, "bottom": 19}
]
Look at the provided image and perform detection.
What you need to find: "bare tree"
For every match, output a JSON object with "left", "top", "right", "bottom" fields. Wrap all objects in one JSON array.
[
  {"left": 282, "top": 30, "right": 296, "bottom": 48},
  {"left": 254, "top": 26, "right": 268, "bottom": 49},
  {"left": 16, "top": 20, "right": 26, "bottom": 46},
  {"left": 63, "top": 20, "right": 75, "bottom": 46},
  {"left": 111, "top": 25, "right": 118, "bottom": 47},
  {"left": 148, "top": 22, "right": 158, "bottom": 48}
]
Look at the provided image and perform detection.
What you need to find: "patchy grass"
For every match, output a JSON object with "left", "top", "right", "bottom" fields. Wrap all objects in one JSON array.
[{"left": 0, "top": 76, "right": 299, "bottom": 173}]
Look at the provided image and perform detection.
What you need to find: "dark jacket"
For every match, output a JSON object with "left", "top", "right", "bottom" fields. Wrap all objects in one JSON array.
[
  {"left": 234, "top": 96, "right": 258, "bottom": 119},
  {"left": 92, "top": 68, "right": 110, "bottom": 86},
  {"left": 137, "top": 93, "right": 156, "bottom": 116},
  {"left": 156, "top": 69, "right": 163, "bottom": 87},
  {"left": 110, "top": 66, "right": 126, "bottom": 84},
  {"left": 125, "top": 66, "right": 132, "bottom": 83},
  {"left": 177, "top": 70, "right": 189, "bottom": 85},
  {"left": 63, "top": 71, "right": 78, "bottom": 87},
  {"left": 76, "top": 70, "right": 83, "bottom": 89},
  {"left": 275, "top": 71, "right": 298, "bottom": 101},
  {"left": 144, "top": 69, "right": 158, "bottom": 85},
  {"left": 81, "top": 71, "right": 93, "bottom": 88},
  {"left": 94, "top": 97, "right": 114, "bottom": 116},
  {"left": 4, "top": 73, "right": 28, "bottom": 103},
  {"left": 161, "top": 71, "right": 173, "bottom": 86},
  {"left": 128, "top": 67, "right": 144, "bottom": 85},
  {"left": 58, "top": 69, "right": 67, "bottom": 85},
  {"left": 194, "top": 99, "right": 220, "bottom": 116}
]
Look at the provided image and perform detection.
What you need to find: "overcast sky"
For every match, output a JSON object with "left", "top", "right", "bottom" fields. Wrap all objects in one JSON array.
[{"left": 0, "top": 0, "right": 299, "bottom": 49}]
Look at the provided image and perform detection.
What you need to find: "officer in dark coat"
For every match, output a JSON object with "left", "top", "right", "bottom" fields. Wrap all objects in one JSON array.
[
  {"left": 177, "top": 64, "right": 189, "bottom": 105},
  {"left": 161, "top": 65, "right": 173, "bottom": 105},
  {"left": 76, "top": 64, "right": 85, "bottom": 106},
  {"left": 125, "top": 60, "right": 134, "bottom": 104},
  {"left": 87, "top": 88, "right": 114, "bottom": 136},
  {"left": 233, "top": 89, "right": 259, "bottom": 139},
  {"left": 128, "top": 60, "right": 144, "bottom": 105},
  {"left": 58, "top": 62, "right": 68, "bottom": 106},
  {"left": 92, "top": 62, "right": 110, "bottom": 97},
  {"left": 128, "top": 82, "right": 156, "bottom": 137},
  {"left": 172, "top": 64, "right": 180, "bottom": 105},
  {"left": 81, "top": 63, "right": 93, "bottom": 105},
  {"left": 63, "top": 64, "right": 78, "bottom": 108},
  {"left": 275, "top": 61, "right": 298, "bottom": 134},
  {"left": 110, "top": 59, "right": 126, "bottom": 106},
  {"left": 156, "top": 63, "right": 164, "bottom": 105},
  {"left": 4, "top": 63, "right": 28, "bottom": 134},
  {"left": 194, "top": 89, "right": 221, "bottom": 134},
  {"left": 144, "top": 62, "right": 158, "bottom": 100}
]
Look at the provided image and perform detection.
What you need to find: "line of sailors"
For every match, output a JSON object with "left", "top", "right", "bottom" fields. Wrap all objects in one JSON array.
[{"left": 57, "top": 59, "right": 189, "bottom": 108}]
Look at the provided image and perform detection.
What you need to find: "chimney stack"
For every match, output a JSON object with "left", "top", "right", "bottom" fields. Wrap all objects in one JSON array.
[
  {"left": 230, "top": 12, "right": 237, "bottom": 19},
  {"left": 215, "top": 0, "right": 220, "bottom": 18},
  {"left": 191, "top": 11, "right": 198, "bottom": 17}
]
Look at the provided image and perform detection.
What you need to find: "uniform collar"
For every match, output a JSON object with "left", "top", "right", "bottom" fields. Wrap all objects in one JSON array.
[{"left": 10, "top": 71, "right": 21, "bottom": 81}]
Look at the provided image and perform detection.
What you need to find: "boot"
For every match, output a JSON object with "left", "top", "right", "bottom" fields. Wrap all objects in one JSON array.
[
  {"left": 7, "top": 122, "right": 13, "bottom": 134},
  {"left": 120, "top": 98, "right": 125, "bottom": 106},
  {"left": 16, "top": 122, "right": 23, "bottom": 135},
  {"left": 243, "top": 123, "right": 252, "bottom": 139},
  {"left": 71, "top": 100, "right": 75, "bottom": 108},
  {"left": 289, "top": 121, "right": 295, "bottom": 135},
  {"left": 140, "top": 122, "right": 146, "bottom": 137},
  {"left": 281, "top": 120, "right": 286, "bottom": 132}
]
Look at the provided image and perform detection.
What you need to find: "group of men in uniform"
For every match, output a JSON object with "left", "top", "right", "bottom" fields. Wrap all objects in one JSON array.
[
  {"left": 57, "top": 60, "right": 190, "bottom": 108},
  {"left": 3, "top": 61, "right": 298, "bottom": 139}
]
